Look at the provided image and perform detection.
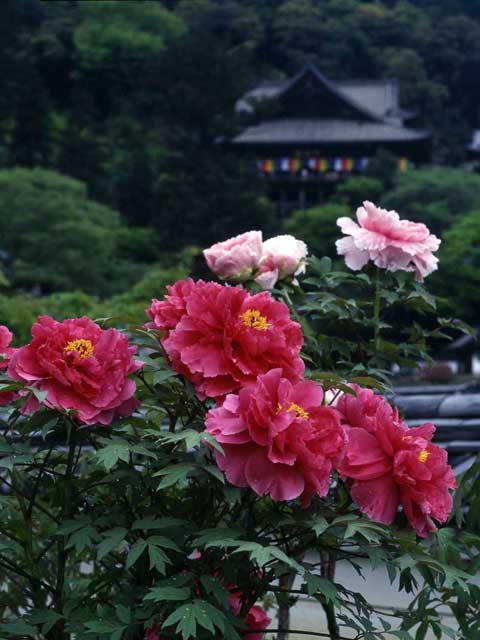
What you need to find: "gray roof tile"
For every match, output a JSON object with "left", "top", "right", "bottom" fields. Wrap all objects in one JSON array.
[{"left": 232, "top": 118, "right": 429, "bottom": 145}]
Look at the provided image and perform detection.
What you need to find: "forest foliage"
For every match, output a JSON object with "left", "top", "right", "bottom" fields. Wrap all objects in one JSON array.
[{"left": 2, "top": 0, "right": 480, "bottom": 332}]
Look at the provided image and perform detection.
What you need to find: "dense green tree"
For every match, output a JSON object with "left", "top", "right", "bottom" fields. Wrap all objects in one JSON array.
[
  {"left": 433, "top": 209, "right": 480, "bottom": 322},
  {"left": 283, "top": 203, "right": 350, "bottom": 259},
  {"left": 73, "top": 0, "right": 185, "bottom": 68},
  {"left": 0, "top": 168, "right": 156, "bottom": 296},
  {"left": 333, "top": 176, "right": 383, "bottom": 208},
  {"left": 380, "top": 168, "right": 480, "bottom": 237},
  {"left": 154, "top": 149, "right": 276, "bottom": 249}
]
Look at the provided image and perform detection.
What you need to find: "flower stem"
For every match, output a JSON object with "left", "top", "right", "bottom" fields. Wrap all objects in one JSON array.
[{"left": 373, "top": 268, "right": 382, "bottom": 355}]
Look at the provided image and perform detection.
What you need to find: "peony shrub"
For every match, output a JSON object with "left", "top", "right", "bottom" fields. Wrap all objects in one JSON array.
[{"left": 0, "top": 202, "right": 478, "bottom": 640}]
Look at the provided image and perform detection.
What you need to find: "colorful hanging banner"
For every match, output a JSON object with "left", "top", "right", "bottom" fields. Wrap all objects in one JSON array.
[{"left": 256, "top": 156, "right": 408, "bottom": 175}]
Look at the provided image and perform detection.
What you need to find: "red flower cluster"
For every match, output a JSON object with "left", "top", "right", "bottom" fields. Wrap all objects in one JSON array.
[
  {"left": 206, "top": 368, "right": 345, "bottom": 505},
  {"left": 147, "top": 280, "right": 304, "bottom": 400},
  {"left": 0, "top": 325, "right": 17, "bottom": 405},
  {"left": 336, "top": 385, "right": 456, "bottom": 537},
  {"left": 8, "top": 316, "right": 143, "bottom": 425},
  {"left": 148, "top": 277, "right": 456, "bottom": 534}
]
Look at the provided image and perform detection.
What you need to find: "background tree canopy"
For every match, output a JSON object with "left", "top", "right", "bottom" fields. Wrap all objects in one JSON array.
[{"left": 1, "top": 0, "right": 480, "bottom": 331}]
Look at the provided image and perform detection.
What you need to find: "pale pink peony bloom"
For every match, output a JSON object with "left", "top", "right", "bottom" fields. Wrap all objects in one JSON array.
[
  {"left": 206, "top": 368, "right": 345, "bottom": 506},
  {"left": 336, "top": 201, "right": 440, "bottom": 281},
  {"left": 336, "top": 385, "right": 456, "bottom": 537},
  {"left": 0, "top": 325, "right": 18, "bottom": 405},
  {"left": 8, "top": 316, "right": 143, "bottom": 425},
  {"left": 204, "top": 231, "right": 263, "bottom": 282},
  {"left": 255, "top": 234, "right": 308, "bottom": 289}
]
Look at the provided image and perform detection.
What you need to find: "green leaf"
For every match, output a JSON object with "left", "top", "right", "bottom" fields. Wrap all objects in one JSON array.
[
  {"left": 153, "top": 369, "right": 177, "bottom": 385},
  {"left": 126, "top": 540, "right": 147, "bottom": 569},
  {"left": 193, "top": 600, "right": 225, "bottom": 634},
  {"left": 162, "top": 604, "right": 197, "bottom": 640},
  {"left": 94, "top": 442, "right": 130, "bottom": 471},
  {"left": 115, "top": 605, "right": 131, "bottom": 626},
  {"left": 192, "top": 528, "right": 242, "bottom": 547},
  {"left": 154, "top": 463, "right": 194, "bottom": 489},
  {"left": 200, "top": 432, "right": 224, "bottom": 455},
  {"left": 310, "top": 516, "right": 328, "bottom": 536},
  {"left": 304, "top": 574, "right": 338, "bottom": 603},
  {"left": 26, "top": 610, "right": 63, "bottom": 635},
  {"left": 203, "top": 465, "right": 225, "bottom": 484},
  {"left": 148, "top": 544, "right": 171, "bottom": 573},
  {"left": 65, "top": 525, "right": 99, "bottom": 553},
  {"left": 27, "top": 387, "right": 49, "bottom": 404},
  {"left": 145, "top": 586, "right": 190, "bottom": 602},
  {"left": 132, "top": 516, "right": 187, "bottom": 530},
  {"left": 97, "top": 528, "right": 127, "bottom": 561},
  {"left": 84, "top": 620, "right": 126, "bottom": 634},
  {"left": 0, "top": 622, "right": 38, "bottom": 636},
  {"left": 147, "top": 535, "right": 181, "bottom": 552},
  {"left": 200, "top": 575, "right": 230, "bottom": 609}
]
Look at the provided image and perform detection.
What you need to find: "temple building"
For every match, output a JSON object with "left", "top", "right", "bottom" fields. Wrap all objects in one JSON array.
[{"left": 230, "top": 64, "right": 430, "bottom": 212}]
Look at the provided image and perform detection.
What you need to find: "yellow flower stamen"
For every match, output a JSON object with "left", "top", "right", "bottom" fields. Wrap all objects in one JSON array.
[
  {"left": 276, "top": 403, "right": 283, "bottom": 414},
  {"left": 63, "top": 339, "right": 94, "bottom": 360},
  {"left": 286, "top": 402, "right": 309, "bottom": 420},
  {"left": 418, "top": 449, "right": 430, "bottom": 463},
  {"left": 239, "top": 309, "right": 271, "bottom": 330}
]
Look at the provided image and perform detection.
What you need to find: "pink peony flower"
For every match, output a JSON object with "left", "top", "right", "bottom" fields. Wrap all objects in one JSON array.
[
  {"left": 336, "top": 386, "right": 456, "bottom": 537},
  {"left": 164, "top": 283, "right": 304, "bottom": 399},
  {"left": 228, "top": 592, "right": 271, "bottom": 640},
  {"left": 204, "top": 231, "right": 263, "bottom": 282},
  {"left": 336, "top": 201, "right": 440, "bottom": 281},
  {"left": 146, "top": 278, "right": 203, "bottom": 334},
  {"left": 8, "top": 316, "right": 143, "bottom": 425},
  {"left": 336, "top": 384, "right": 387, "bottom": 434},
  {"left": 206, "top": 368, "right": 345, "bottom": 505},
  {"left": 0, "top": 325, "right": 17, "bottom": 405},
  {"left": 244, "top": 604, "right": 271, "bottom": 640},
  {"left": 256, "top": 234, "right": 308, "bottom": 289}
]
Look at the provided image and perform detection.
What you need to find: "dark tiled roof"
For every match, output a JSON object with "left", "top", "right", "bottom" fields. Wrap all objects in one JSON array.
[
  {"left": 232, "top": 118, "right": 429, "bottom": 145},
  {"left": 237, "top": 72, "right": 409, "bottom": 123}
]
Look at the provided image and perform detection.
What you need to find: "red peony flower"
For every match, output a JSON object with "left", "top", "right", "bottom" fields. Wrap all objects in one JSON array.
[
  {"left": 0, "top": 325, "right": 17, "bottom": 405},
  {"left": 335, "top": 384, "right": 387, "bottom": 434},
  {"left": 336, "top": 386, "right": 456, "bottom": 537},
  {"left": 8, "top": 316, "right": 143, "bottom": 425},
  {"left": 163, "top": 283, "right": 304, "bottom": 399},
  {"left": 206, "top": 368, "right": 345, "bottom": 505},
  {"left": 228, "top": 592, "right": 271, "bottom": 640},
  {"left": 146, "top": 278, "right": 203, "bottom": 334},
  {"left": 145, "top": 624, "right": 163, "bottom": 640}
]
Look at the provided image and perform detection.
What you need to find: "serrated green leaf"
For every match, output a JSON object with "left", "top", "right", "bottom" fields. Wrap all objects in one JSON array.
[
  {"left": 147, "top": 535, "right": 181, "bottom": 552},
  {"left": 84, "top": 620, "right": 125, "bottom": 634},
  {"left": 145, "top": 586, "right": 190, "bottom": 602},
  {"left": 148, "top": 544, "right": 171, "bottom": 573},
  {"left": 0, "top": 621, "right": 38, "bottom": 636},
  {"left": 94, "top": 443, "right": 130, "bottom": 471},
  {"left": 162, "top": 604, "right": 197, "bottom": 640},
  {"left": 155, "top": 464, "right": 194, "bottom": 489},
  {"left": 132, "top": 516, "right": 187, "bottom": 530},
  {"left": 97, "top": 528, "right": 127, "bottom": 560},
  {"left": 193, "top": 600, "right": 225, "bottom": 634},
  {"left": 126, "top": 540, "right": 147, "bottom": 569}
]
